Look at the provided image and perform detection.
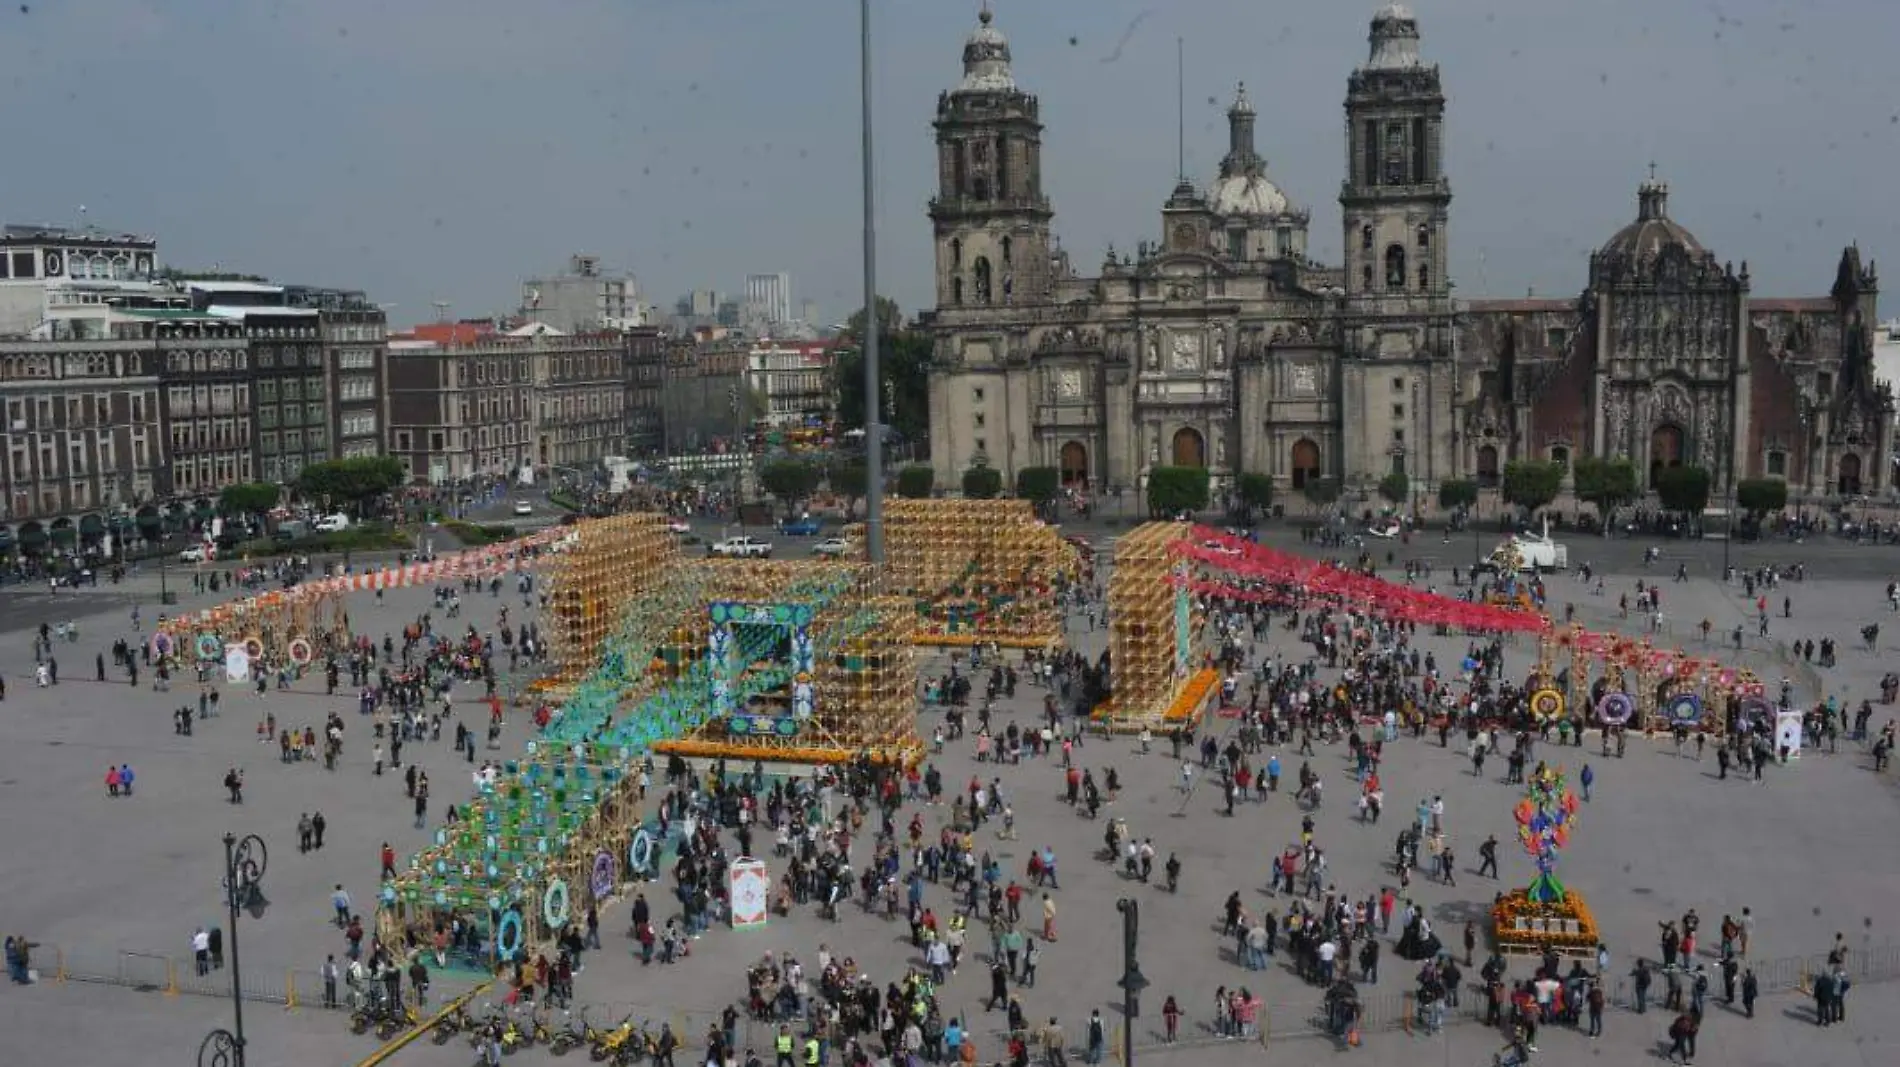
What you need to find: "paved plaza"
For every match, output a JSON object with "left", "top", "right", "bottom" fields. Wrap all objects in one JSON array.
[{"left": 3, "top": 528, "right": 1900, "bottom": 1067}]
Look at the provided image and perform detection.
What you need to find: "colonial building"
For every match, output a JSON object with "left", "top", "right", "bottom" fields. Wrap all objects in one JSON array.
[
  {"left": 0, "top": 337, "right": 166, "bottom": 554},
  {"left": 0, "top": 223, "right": 160, "bottom": 339},
  {"left": 746, "top": 339, "right": 836, "bottom": 428},
  {"left": 286, "top": 286, "right": 389, "bottom": 460},
  {"left": 924, "top": 5, "right": 1891, "bottom": 504},
  {"left": 386, "top": 330, "right": 634, "bottom": 484}
]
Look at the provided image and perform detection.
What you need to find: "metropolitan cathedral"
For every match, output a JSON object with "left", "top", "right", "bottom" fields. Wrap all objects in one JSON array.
[{"left": 923, "top": 5, "right": 1893, "bottom": 505}]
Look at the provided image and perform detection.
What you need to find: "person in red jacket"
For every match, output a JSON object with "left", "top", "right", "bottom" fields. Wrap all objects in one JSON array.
[{"left": 380, "top": 842, "right": 396, "bottom": 879}]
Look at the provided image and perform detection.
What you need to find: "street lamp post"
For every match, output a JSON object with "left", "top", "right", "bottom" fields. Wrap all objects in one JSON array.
[
  {"left": 201, "top": 832, "right": 267, "bottom": 1067},
  {"left": 1723, "top": 407, "right": 1737, "bottom": 578},
  {"left": 1115, "top": 898, "right": 1148, "bottom": 1067}
]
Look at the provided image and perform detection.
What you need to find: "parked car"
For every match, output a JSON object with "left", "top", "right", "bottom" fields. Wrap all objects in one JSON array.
[
  {"left": 812, "top": 537, "right": 850, "bottom": 557},
  {"left": 179, "top": 545, "right": 210, "bottom": 563},
  {"left": 781, "top": 517, "right": 824, "bottom": 537},
  {"left": 314, "top": 514, "right": 351, "bottom": 533},
  {"left": 710, "top": 535, "right": 774, "bottom": 559},
  {"left": 513, "top": 500, "right": 533, "bottom": 516}
]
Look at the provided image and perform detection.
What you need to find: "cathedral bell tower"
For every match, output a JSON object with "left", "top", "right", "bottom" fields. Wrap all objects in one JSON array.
[
  {"left": 1337, "top": 4, "right": 1456, "bottom": 491},
  {"left": 929, "top": 7, "right": 1054, "bottom": 311},
  {"left": 1340, "top": 4, "right": 1450, "bottom": 307}
]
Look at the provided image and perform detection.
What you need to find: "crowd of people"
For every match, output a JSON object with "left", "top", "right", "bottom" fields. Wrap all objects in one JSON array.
[{"left": 12, "top": 508, "right": 1897, "bottom": 1067}]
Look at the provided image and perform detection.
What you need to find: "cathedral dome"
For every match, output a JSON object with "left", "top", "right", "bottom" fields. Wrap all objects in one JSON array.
[
  {"left": 959, "top": 7, "right": 1016, "bottom": 93},
  {"left": 1600, "top": 179, "right": 1706, "bottom": 259},
  {"left": 1212, "top": 174, "right": 1291, "bottom": 217}
]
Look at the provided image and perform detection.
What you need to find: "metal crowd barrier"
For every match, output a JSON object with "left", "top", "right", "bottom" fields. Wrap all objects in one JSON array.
[{"left": 34, "top": 939, "right": 1900, "bottom": 1049}]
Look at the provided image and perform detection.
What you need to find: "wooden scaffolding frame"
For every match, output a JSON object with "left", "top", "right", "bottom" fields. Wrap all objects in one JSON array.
[
  {"left": 1093, "top": 522, "right": 1204, "bottom": 732},
  {"left": 652, "top": 558, "right": 922, "bottom": 766},
  {"left": 859, "top": 498, "right": 1078, "bottom": 649},
  {"left": 536, "top": 514, "right": 679, "bottom": 697}
]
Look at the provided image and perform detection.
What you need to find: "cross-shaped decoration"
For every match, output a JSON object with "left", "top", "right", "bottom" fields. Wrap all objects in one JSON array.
[{"left": 1647, "top": 161, "right": 1658, "bottom": 181}]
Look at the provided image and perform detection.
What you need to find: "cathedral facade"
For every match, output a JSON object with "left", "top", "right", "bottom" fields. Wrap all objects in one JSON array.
[{"left": 923, "top": 5, "right": 1893, "bottom": 506}]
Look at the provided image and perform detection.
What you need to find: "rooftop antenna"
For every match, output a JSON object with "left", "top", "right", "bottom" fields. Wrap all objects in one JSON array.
[
  {"left": 432, "top": 300, "right": 451, "bottom": 323},
  {"left": 1176, "top": 37, "right": 1186, "bottom": 180}
]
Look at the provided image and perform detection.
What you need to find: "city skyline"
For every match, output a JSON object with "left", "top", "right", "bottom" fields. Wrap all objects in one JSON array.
[{"left": 2, "top": 1, "right": 1897, "bottom": 323}]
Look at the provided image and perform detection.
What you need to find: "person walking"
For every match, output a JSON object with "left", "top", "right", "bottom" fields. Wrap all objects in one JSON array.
[
  {"left": 1038, "top": 1017, "right": 1067, "bottom": 1067},
  {"left": 1665, "top": 1011, "right": 1697, "bottom": 1064},
  {"left": 1084, "top": 1010, "right": 1105, "bottom": 1065},
  {"left": 312, "top": 812, "right": 327, "bottom": 850},
  {"left": 322, "top": 954, "right": 339, "bottom": 1009}
]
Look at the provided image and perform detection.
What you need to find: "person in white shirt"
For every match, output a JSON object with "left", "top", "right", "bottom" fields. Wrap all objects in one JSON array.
[{"left": 192, "top": 928, "right": 211, "bottom": 976}]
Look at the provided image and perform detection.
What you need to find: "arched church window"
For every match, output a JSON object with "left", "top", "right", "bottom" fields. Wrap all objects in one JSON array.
[
  {"left": 1001, "top": 236, "right": 1012, "bottom": 266},
  {"left": 973, "top": 257, "right": 993, "bottom": 305},
  {"left": 950, "top": 238, "right": 962, "bottom": 269},
  {"left": 1417, "top": 225, "right": 1430, "bottom": 249},
  {"left": 1362, "top": 265, "right": 1373, "bottom": 290},
  {"left": 1361, "top": 225, "right": 1374, "bottom": 252},
  {"left": 1383, "top": 124, "right": 1408, "bottom": 185},
  {"left": 1417, "top": 263, "right": 1430, "bottom": 290},
  {"left": 952, "top": 277, "right": 964, "bottom": 306},
  {"left": 1385, "top": 245, "right": 1407, "bottom": 290},
  {"left": 972, "top": 176, "right": 989, "bottom": 201}
]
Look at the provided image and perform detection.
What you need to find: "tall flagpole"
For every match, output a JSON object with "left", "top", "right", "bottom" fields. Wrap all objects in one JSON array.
[{"left": 861, "top": 0, "right": 885, "bottom": 564}]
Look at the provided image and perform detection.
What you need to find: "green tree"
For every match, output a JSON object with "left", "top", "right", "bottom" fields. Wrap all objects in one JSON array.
[
  {"left": 759, "top": 459, "right": 821, "bottom": 518},
  {"left": 1571, "top": 456, "right": 1638, "bottom": 529},
  {"left": 1015, "top": 466, "right": 1061, "bottom": 510},
  {"left": 826, "top": 460, "right": 868, "bottom": 520},
  {"left": 962, "top": 464, "right": 1003, "bottom": 500},
  {"left": 896, "top": 465, "right": 935, "bottom": 499},
  {"left": 1501, "top": 460, "right": 1565, "bottom": 514},
  {"left": 833, "top": 296, "right": 933, "bottom": 445},
  {"left": 1437, "top": 479, "right": 1478, "bottom": 512},
  {"left": 1302, "top": 477, "right": 1341, "bottom": 511},
  {"left": 219, "top": 482, "right": 280, "bottom": 517},
  {"left": 1377, "top": 471, "right": 1410, "bottom": 505},
  {"left": 297, "top": 456, "right": 405, "bottom": 513},
  {"left": 1234, "top": 472, "right": 1274, "bottom": 521},
  {"left": 1735, "top": 477, "right": 1788, "bottom": 517},
  {"left": 1654, "top": 465, "right": 1712, "bottom": 515},
  {"left": 1147, "top": 466, "right": 1211, "bottom": 518}
]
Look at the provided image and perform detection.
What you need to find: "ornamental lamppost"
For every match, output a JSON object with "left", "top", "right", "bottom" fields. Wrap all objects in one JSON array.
[
  {"left": 1115, "top": 899, "right": 1148, "bottom": 1067},
  {"left": 200, "top": 832, "right": 267, "bottom": 1067}
]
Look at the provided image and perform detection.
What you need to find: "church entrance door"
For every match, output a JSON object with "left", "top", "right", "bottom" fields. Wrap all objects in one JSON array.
[
  {"left": 1060, "top": 441, "right": 1089, "bottom": 488},
  {"left": 1172, "top": 428, "right": 1206, "bottom": 469},
  {"left": 1839, "top": 453, "right": 1863, "bottom": 496},
  {"left": 1290, "top": 438, "right": 1321, "bottom": 489},
  {"left": 1649, "top": 424, "right": 1685, "bottom": 485},
  {"left": 1476, "top": 445, "right": 1500, "bottom": 488}
]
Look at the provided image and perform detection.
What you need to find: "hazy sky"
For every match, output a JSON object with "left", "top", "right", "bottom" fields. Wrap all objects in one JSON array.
[{"left": 4, "top": 0, "right": 1896, "bottom": 327}]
